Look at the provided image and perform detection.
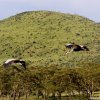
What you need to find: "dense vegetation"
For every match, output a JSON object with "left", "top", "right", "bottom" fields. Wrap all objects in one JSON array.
[
  {"left": 0, "top": 11, "right": 99, "bottom": 67},
  {"left": 0, "top": 63, "right": 99, "bottom": 100}
]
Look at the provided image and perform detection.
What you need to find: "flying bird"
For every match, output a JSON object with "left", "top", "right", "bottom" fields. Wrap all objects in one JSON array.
[
  {"left": 3, "top": 59, "right": 26, "bottom": 69},
  {"left": 65, "top": 43, "right": 89, "bottom": 54}
]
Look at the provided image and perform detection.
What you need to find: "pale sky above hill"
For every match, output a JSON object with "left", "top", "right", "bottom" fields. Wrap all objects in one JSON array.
[{"left": 0, "top": 0, "right": 100, "bottom": 22}]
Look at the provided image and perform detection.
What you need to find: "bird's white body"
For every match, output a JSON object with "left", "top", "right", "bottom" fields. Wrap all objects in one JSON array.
[{"left": 4, "top": 59, "right": 16, "bottom": 64}]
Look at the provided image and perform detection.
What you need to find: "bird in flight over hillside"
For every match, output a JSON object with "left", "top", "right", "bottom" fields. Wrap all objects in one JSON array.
[
  {"left": 3, "top": 59, "right": 26, "bottom": 69},
  {"left": 65, "top": 43, "right": 89, "bottom": 54}
]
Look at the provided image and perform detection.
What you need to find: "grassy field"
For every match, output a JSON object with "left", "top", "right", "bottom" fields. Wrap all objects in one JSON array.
[{"left": 0, "top": 11, "right": 99, "bottom": 67}]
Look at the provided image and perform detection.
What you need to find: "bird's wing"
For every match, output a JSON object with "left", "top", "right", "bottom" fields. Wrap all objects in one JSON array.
[
  {"left": 4, "top": 59, "right": 16, "bottom": 64},
  {"left": 66, "top": 44, "right": 73, "bottom": 48}
]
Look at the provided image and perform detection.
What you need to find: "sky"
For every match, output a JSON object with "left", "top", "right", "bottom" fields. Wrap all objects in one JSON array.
[{"left": 0, "top": 0, "right": 100, "bottom": 22}]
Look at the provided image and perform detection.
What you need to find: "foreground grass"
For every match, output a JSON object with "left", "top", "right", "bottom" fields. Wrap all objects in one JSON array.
[{"left": 0, "top": 95, "right": 87, "bottom": 100}]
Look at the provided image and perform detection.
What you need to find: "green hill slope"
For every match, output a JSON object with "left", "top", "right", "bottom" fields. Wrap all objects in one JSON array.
[{"left": 0, "top": 11, "right": 99, "bottom": 67}]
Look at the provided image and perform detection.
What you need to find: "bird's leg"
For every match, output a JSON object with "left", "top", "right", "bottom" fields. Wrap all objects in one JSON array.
[{"left": 66, "top": 49, "right": 73, "bottom": 54}]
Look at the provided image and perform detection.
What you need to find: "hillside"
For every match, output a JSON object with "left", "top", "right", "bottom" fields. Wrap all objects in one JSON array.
[{"left": 0, "top": 11, "right": 99, "bottom": 67}]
